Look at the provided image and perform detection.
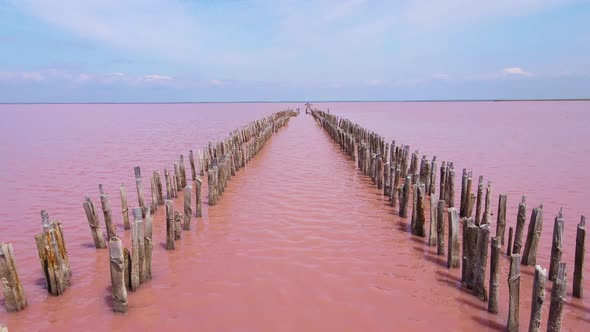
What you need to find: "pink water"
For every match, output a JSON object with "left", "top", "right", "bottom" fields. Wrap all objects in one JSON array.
[{"left": 0, "top": 102, "right": 588, "bottom": 331}]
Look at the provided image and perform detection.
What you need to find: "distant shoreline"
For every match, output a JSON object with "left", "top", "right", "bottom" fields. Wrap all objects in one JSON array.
[{"left": 0, "top": 99, "right": 589, "bottom": 105}]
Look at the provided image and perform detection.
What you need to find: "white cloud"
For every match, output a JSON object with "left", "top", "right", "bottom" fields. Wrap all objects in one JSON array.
[
  {"left": 502, "top": 67, "right": 532, "bottom": 76},
  {"left": 0, "top": 69, "right": 176, "bottom": 85}
]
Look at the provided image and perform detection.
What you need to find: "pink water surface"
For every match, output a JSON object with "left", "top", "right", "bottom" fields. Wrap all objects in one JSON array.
[{"left": 0, "top": 101, "right": 588, "bottom": 331}]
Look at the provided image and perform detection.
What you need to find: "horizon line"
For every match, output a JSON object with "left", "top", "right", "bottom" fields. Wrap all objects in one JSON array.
[{"left": 1, "top": 98, "right": 589, "bottom": 105}]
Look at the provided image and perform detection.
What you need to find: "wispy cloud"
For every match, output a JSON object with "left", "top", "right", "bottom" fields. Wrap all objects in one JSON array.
[
  {"left": 502, "top": 67, "right": 532, "bottom": 76},
  {"left": 0, "top": 69, "right": 176, "bottom": 86}
]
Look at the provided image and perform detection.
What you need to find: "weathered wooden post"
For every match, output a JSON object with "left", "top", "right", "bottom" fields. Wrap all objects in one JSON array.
[
  {"left": 399, "top": 175, "right": 411, "bottom": 218},
  {"left": 437, "top": 199, "right": 446, "bottom": 256},
  {"left": 99, "top": 184, "right": 117, "bottom": 239},
  {"left": 548, "top": 208, "right": 564, "bottom": 281},
  {"left": 513, "top": 195, "right": 527, "bottom": 255},
  {"left": 481, "top": 181, "right": 492, "bottom": 225},
  {"left": 507, "top": 254, "right": 521, "bottom": 332},
  {"left": 496, "top": 194, "right": 507, "bottom": 244},
  {"left": 120, "top": 184, "right": 130, "bottom": 230},
  {"left": 183, "top": 185, "right": 192, "bottom": 230},
  {"left": 174, "top": 162, "right": 182, "bottom": 191},
  {"left": 429, "top": 196, "right": 438, "bottom": 246},
  {"left": 445, "top": 166, "right": 455, "bottom": 207},
  {"left": 134, "top": 167, "right": 146, "bottom": 214},
  {"left": 108, "top": 236, "right": 128, "bottom": 313},
  {"left": 529, "top": 265, "right": 547, "bottom": 332},
  {"left": 412, "top": 184, "right": 426, "bottom": 237},
  {"left": 391, "top": 167, "right": 401, "bottom": 207},
  {"left": 460, "top": 168, "right": 468, "bottom": 216},
  {"left": 507, "top": 227, "right": 514, "bottom": 256},
  {"left": 547, "top": 263, "right": 567, "bottom": 332},
  {"left": 464, "top": 221, "right": 478, "bottom": 288},
  {"left": 195, "top": 177, "right": 203, "bottom": 218},
  {"left": 34, "top": 220, "right": 71, "bottom": 296},
  {"left": 189, "top": 150, "right": 197, "bottom": 181},
  {"left": 83, "top": 196, "right": 107, "bottom": 249},
  {"left": 208, "top": 168, "right": 218, "bottom": 206},
  {"left": 573, "top": 215, "right": 585, "bottom": 298},
  {"left": 0, "top": 243, "right": 27, "bottom": 312},
  {"left": 488, "top": 236, "right": 500, "bottom": 313},
  {"left": 174, "top": 212, "right": 182, "bottom": 240},
  {"left": 376, "top": 156, "right": 383, "bottom": 189},
  {"left": 165, "top": 169, "right": 173, "bottom": 200},
  {"left": 439, "top": 162, "right": 446, "bottom": 201},
  {"left": 179, "top": 155, "right": 187, "bottom": 188},
  {"left": 430, "top": 157, "right": 437, "bottom": 196},
  {"left": 473, "top": 224, "right": 490, "bottom": 301},
  {"left": 522, "top": 204, "right": 544, "bottom": 266},
  {"left": 130, "top": 208, "right": 142, "bottom": 291},
  {"left": 154, "top": 170, "right": 164, "bottom": 206},
  {"left": 150, "top": 174, "right": 158, "bottom": 212},
  {"left": 462, "top": 172, "right": 473, "bottom": 217},
  {"left": 447, "top": 207, "right": 460, "bottom": 268},
  {"left": 475, "top": 176, "right": 484, "bottom": 225}
]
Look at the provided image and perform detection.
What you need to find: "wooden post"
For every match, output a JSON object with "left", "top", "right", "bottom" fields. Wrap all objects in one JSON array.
[
  {"left": 99, "top": 185, "right": 117, "bottom": 239},
  {"left": 154, "top": 170, "right": 164, "bottom": 206},
  {"left": 522, "top": 205, "right": 544, "bottom": 266},
  {"left": 547, "top": 263, "right": 567, "bottom": 332},
  {"left": 144, "top": 236, "right": 153, "bottom": 281},
  {"left": 430, "top": 157, "right": 437, "bottom": 196},
  {"left": 573, "top": 215, "right": 585, "bottom": 298},
  {"left": 123, "top": 248, "right": 130, "bottom": 289},
  {"left": 475, "top": 176, "right": 484, "bottom": 225},
  {"left": 376, "top": 155, "right": 383, "bottom": 190},
  {"left": 0, "top": 243, "right": 27, "bottom": 312},
  {"left": 429, "top": 195, "right": 438, "bottom": 246},
  {"left": 165, "top": 200, "right": 175, "bottom": 250},
  {"left": 460, "top": 168, "right": 468, "bottom": 216},
  {"left": 120, "top": 184, "right": 130, "bottom": 230},
  {"left": 391, "top": 167, "right": 400, "bottom": 207},
  {"left": 399, "top": 175, "right": 411, "bottom": 218},
  {"left": 134, "top": 167, "right": 146, "bottom": 214},
  {"left": 529, "top": 265, "right": 547, "bottom": 332},
  {"left": 548, "top": 208, "right": 565, "bottom": 281},
  {"left": 179, "top": 155, "right": 187, "bottom": 188},
  {"left": 164, "top": 169, "right": 173, "bottom": 200},
  {"left": 447, "top": 207, "right": 460, "bottom": 268},
  {"left": 445, "top": 167, "right": 455, "bottom": 207},
  {"left": 473, "top": 224, "right": 490, "bottom": 301},
  {"left": 208, "top": 169, "right": 218, "bottom": 206},
  {"left": 439, "top": 162, "right": 446, "bottom": 201},
  {"left": 467, "top": 192, "right": 476, "bottom": 218},
  {"left": 507, "top": 254, "right": 521, "bottom": 332},
  {"left": 412, "top": 184, "right": 426, "bottom": 237},
  {"left": 507, "top": 227, "right": 514, "bottom": 256},
  {"left": 83, "top": 196, "right": 107, "bottom": 249},
  {"left": 130, "top": 208, "right": 142, "bottom": 291},
  {"left": 174, "top": 212, "right": 182, "bottom": 240},
  {"left": 195, "top": 177, "right": 203, "bottom": 218},
  {"left": 513, "top": 195, "right": 527, "bottom": 255},
  {"left": 464, "top": 221, "right": 478, "bottom": 288},
  {"left": 481, "top": 181, "right": 492, "bottom": 225},
  {"left": 462, "top": 172, "right": 473, "bottom": 217},
  {"left": 150, "top": 174, "right": 158, "bottom": 213},
  {"left": 174, "top": 162, "right": 182, "bottom": 191},
  {"left": 183, "top": 185, "right": 192, "bottom": 230},
  {"left": 488, "top": 237, "right": 500, "bottom": 313},
  {"left": 436, "top": 199, "right": 446, "bottom": 256},
  {"left": 108, "top": 236, "right": 128, "bottom": 313},
  {"left": 496, "top": 194, "right": 507, "bottom": 244}
]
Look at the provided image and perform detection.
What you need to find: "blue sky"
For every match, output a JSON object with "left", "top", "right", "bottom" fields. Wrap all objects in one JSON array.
[{"left": 1, "top": 0, "right": 589, "bottom": 102}]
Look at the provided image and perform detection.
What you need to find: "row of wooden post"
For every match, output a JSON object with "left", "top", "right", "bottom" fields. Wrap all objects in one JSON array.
[
  {"left": 310, "top": 109, "right": 585, "bottom": 331},
  {"left": 0, "top": 110, "right": 298, "bottom": 320}
]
